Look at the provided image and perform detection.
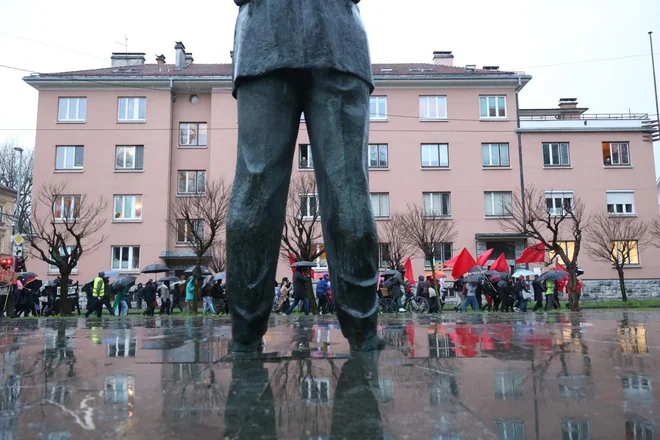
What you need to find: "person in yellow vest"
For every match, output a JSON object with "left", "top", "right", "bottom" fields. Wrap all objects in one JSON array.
[{"left": 87, "top": 271, "right": 106, "bottom": 318}]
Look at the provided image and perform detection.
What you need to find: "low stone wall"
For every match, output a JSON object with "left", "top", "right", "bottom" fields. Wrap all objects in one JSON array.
[{"left": 581, "top": 279, "right": 660, "bottom": 301}]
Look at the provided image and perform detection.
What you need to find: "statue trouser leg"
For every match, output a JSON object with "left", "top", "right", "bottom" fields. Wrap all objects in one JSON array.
[
  {"left": 227, "top": 72, "right": 302, "bottom": 351},
  {"left": 304, "top": 69, "right": 380, "bottom": 351}
]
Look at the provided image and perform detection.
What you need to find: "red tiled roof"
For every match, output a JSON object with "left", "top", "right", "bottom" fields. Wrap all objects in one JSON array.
[{"left": 37, "top": 63, "right": 518, "bottom": 78}]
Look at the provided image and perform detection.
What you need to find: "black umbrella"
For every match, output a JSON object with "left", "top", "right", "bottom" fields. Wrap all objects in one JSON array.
[
  {"left": 484, "top": 270, "right": 508, "bottom": 277},
  {"left": 24, "top": 279, "right": 43, "bottom": 290},
  {"left": 43, "top": 279, "right": 60, "bottom": 288},
  {"left": 539, "top": 270, "right": 568, "bottom": 281},
  {"left": 381, "top": 269, "right": 398, "bottom": 276},
  {"left": 291, "top": 261, "right": 316, "bottom": 268},
  {"left": 82, "top": 279, "right": 95, "bottom": 291},
  {"left": 577, "top": 268, "right": 585, "bottom": 276},
  {"left": 159, "top": 276, "right": 182, "bottom": 283},
  {"left": 17, "top": 272, "right": 38, "bottom": 280},
  {"left": 141, "top": 264, "right": 170, "bottom": 274},
  {"left": 110, "top": 276, "right": 137, "bottom": 290},
  {"left": 466, "top": 273, "right": 486, "bottom": 283},
  {"left": 183, "top": 265, "right": 212, "bottom": 276}
]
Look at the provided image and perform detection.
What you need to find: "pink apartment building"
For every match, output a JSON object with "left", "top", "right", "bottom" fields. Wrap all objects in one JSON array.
[{"left": 23, "top": 44, "right": 660, "bottom": 297}]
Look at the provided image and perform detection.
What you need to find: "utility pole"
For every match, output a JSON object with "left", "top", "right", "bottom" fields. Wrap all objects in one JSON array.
[
  {"left": 12, "top": 147, "right": 23, "bottom": 272},
  {"left": 649, "top": 32, "right": 660, "bottom": 141}
]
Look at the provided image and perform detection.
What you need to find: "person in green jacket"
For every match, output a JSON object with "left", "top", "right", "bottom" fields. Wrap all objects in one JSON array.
[
  {"left": 185, "top": 277, "right": 195, "bottom": 313},
  {"left": 112, "top": 286, "right": 128, "bottom": 316},
  {"left": 544, "top": 279, "right": 556, "bottom": 311}
]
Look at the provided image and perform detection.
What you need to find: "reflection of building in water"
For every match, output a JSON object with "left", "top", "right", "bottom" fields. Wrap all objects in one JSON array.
[
  {"left": 379, "top": 377, "right": 395, "bottom": 403},
  {"left": 494, "top": 369, "right": 523, "bottom": 400},
  {"left": 107, "top": 335, "right": 137, "bottom": 357},
  {"left": 496, "top": 420, "right": 525, "bottom": 440},
  {"left": 622, "top": 375, "right": 653, "bottom": 400},
  {"left": 617, "top": 325, "right": 648, "bottom": 354},
  {"left": 301, "top": 377, "right": 331, "bottom": 405},
  {"left": 428, "top": 331, "right": 456, "bottom": 358},
  {"left": 625, "top": 419, "right": 654, "bottom": 439},
  {"left": 43, "top": 432, "right": 72, "bottom": 440},
  {"left": 161, "top": 362, "right": 226, "bottom": 421},
  {"left": 42, "top": 384, "right": 73, "bottom": 406},
  {"left": 431, "top": 433, "right": 462, "bottom": 440},
  {"left": 1, "top": 349, "right": 21, "bottom": 440},
  {"left": 561, "top": 418, "right": 591, "bottom": 440},
  {"left": 104, "top": 375, "right": 135, "bottom": 406}
]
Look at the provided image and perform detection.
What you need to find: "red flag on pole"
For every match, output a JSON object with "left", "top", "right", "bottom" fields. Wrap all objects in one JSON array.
[
  {"left": 404, "top": 256, "right": 415, "bottom": 284},
  {"left": 443, "top": 254, "right": 459, "bottom": 268},
  {"left": 476, "top": 248, "right": 494, "bottom": 267},
  {"left": 555, "top": 263, "right": 567, "bottom": 271},
  {"left": 515, "top": 243, "right": 546, "bottom": 264},
  {"left": 451, "top": 248, "right": 478, "bottom": 279},
  {"left": 489, "top": 254, "right": 510, "bottom": 273}
]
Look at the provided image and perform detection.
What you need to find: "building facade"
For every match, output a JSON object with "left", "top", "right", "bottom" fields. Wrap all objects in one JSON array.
[
  {"left": 24, "top": 45, "right": 660, "bottom": 295},
  {"left": 0, "top": 184, "right": 17, "bottom": 260}
]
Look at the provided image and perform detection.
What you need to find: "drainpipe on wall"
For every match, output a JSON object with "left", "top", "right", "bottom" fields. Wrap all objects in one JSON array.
[
  {"left": 515, "top": 77, "right": 526, "bottom": 225},
  {"left": 165, "top": 78, "right": 175, "bottom": 271}
]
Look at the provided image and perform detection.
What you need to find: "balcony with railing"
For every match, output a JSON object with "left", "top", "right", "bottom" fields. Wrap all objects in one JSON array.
[{"left": 518, "top": 112, "right": 658, "bottom": 133}]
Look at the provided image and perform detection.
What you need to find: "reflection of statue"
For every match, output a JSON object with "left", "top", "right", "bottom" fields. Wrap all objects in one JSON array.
[
  {"left": 226, "top": 0, "right": 380, "bottom": 352},
  {"left": 224, "top": 360, "right": 275, "bottom": 438}
]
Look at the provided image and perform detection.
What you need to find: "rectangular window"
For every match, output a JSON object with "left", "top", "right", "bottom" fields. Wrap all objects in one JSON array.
[
  {"left": 370, "top": 193, "right": 390, "bottom": 218},
  {"left": 378, "top": 243, "right": 391, "bottom": 268},
  {"left": 370, "top": 96, "right": 387, "bottom": 120},
  {"left": 494, "top": 370, "right": 523, "bottom": 400},
  {"left": 607, "top": 191, "right": 635, "bottom": 215},
  {"left": 550, "top": 241, "right": 576, "bottom": 262},
  {"left": 58, "top": 97, "right": 86, "bottom": 122},
  {"left": 315, "top": 244, "right": 328, "bottom": 268},
  {"left": 177, "top": 170, "right": 206, "bottom": 195},
  {"left": 117, "top": 97, "right": 146, "bottom": 122},
  {"left": 602, "top": 142, "right": 630, "bottom": 166},
  {"left": 53, "top": 195, "right": 80, "bottom": 221},
  {"left": 300, "top": 377, "right": 330, "bottom": 402},
  {"left": 479, "top": 96, "right": 507, "bottom": 118},
  {"left": 419, "top": 96, "right": 447, "bottom": 120},
  {"left": 299, "top": 144, "right": 314, "bottom": 169},
  {"left": 543, "top": 142, "right": 570, "bottom": 166},
  {"left": 484, "top": 191, "right": 512, "bottom": 217},
  {"left": 421, "top": 144, "right": 449, "bottom": 168},
  {"left": 176, "top": 219, "right": 205, "bottom": 243},
  {"left": 481, "top": 143, "right": 510, "bottom": 167},
  {"left": 545, "top": 191, "right": 574, "bottom": 216},
  {"left": 111, "top": 246, "right": 140, "bottom": 271},
  {"left": 625, "top": 420, "right": 654, "bottom": 440},
  {"left": 368, "top": 144, "right": 388, "bottom": 168},
  {"left": 424, "top": 242, "right": 452, "bottom": 267},
  {"left": 179, "top": 122, "right": 208, "bottom": 147},
  {"left": 55, "top": 146, "right": 84, "bottom": 170},
  {"left": 48, "top": 246, "right": 78, "bottom": 273},
  {"left": 496, "top": 421, "right": 526, "bottom": 440},
  {"left": 300, "top": 194, "right": 319, "bottom": 219},
  {"left": 423, "top": 192, "right": 451, "bottom": 217},
  {"left": 113, "top": 195, "right": 142, "bottom": 221},
  {"left": 561, "top": 419, "right": 590, "bottom": 440},
  {"left": 0, "top": 206, "right": 3, "bottom": 223},
  {"left": 612, "top": 241, "right": 640, "bottom": 265},
  {"left": 115, "top": 146, "right": 144, "bottom": 171}
]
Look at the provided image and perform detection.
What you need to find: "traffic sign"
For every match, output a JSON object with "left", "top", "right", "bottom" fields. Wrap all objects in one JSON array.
[{"left": 11, "top": 234, "right": 24, "bottom": 246}]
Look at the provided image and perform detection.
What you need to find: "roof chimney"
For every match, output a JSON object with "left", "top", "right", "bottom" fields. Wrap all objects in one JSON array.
[
  {"left": 175, "top": 41, "right": 186, "bottom": 70},
  {"left": 433, "top": 51, "right": 454, "bottom": 66},
  {"left": 558, "top": 98, "right": 578, "bottom": 109},
  {"left": 185, "top": 52, "right": 194, "bottom": 65},
  {"left": 156, "top": 54, "right": 166, "bottom": 64},
  {"left": 111, "top": 52, "right": 146, "bottom": 67},
  {"left": 483, "top": 66, "right": 500, "bottom": 71},
  {"left": 558, "top": 98, "right": 580, "bottom": 120}
]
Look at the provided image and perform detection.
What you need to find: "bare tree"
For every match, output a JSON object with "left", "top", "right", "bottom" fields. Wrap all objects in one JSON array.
[
  {"left": 25, "top": 182, "right": 108, "bottom": 315},
  {"left": 208, "top": 239, "right": 227, "bottom": 274},
  {"left": 280, "top": 172, "right": 323, "bottom": 314},
  {"left": 499, "top": 186, "right": 587, "bottom": 310},
  {"left": 399, "top": 204, "right": 458, "bottom": 289},
  {"left": 167, "top": 179, "right": 230, "bottom": 314},
  {"left": 585, "top": 212, "right": 648, "bottom": 302},
  {"left": 649, "top": 217, "right": 660, "bottom": 248},
  {"left": 379, "top": 212, "right": 414, "bottom": 270},
  {"left": 0, "top": 141, "right": 34, "bottom": 233}
]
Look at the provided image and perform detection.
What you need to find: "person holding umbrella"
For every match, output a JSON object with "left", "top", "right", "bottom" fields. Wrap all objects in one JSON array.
[
  {"left": 285, "top": 267, "right": 310, "bottom": 316},
  {"left": 159, "top": 280, "right": 172, "bottom": 316},
  {"left": 142, "top": 279, "right": 157, "bottom": 316}
]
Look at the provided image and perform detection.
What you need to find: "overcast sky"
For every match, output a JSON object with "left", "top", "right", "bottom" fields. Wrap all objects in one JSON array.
[{"left": 1, "top": 0, "right": 659, "bottom": 173}]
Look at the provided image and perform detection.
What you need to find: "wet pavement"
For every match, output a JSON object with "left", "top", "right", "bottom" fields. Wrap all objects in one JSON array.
[{"left": 0, "top": 311, "right": 658, "bottom": 439}]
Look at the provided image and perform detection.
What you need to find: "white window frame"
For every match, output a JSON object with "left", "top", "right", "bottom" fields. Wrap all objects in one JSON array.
[
  {"left": 55, "top": 146, "right": 84, "bottom": 170},
  {"left": 368, "top": 144, "right": 388, "bottom": 168},
  {"left": 484, "top": 191, "right": 513, "bottom": 217},
  {"left": 113, "top": 195, "right": 143, "bottom": 221},
  {"left": 550, "top": 241, "right": 576, "bottom": 263},
  {"left": 117, "top": 97, "right": 146, "bottom": 122},
  {"left": 48, "top": 246, "right": 78, "bottom": 273},
  {"left": 561, "top": 419, "right": 591, "bottom": 440},
  {"left": 300, "top": 377, "right": 331, "bottom": 402},
  {"left": 606, "top": 190, "right": 635, "bottom": 215},
  {"left": 423, "top": 192, "right": 451, "bottom": 217},
  {"left": 300, "top": 193, "right": 319, "bottom": 219},
  {"left": 53, "top": 195, "right": 80, "bottom": 221},
  {"left": 603, "top": 142, "right": 631, "bottom": 166},
  {"left": 299, "top": 144, "right": 314, "bottom": 169},
  {"left": 111, "top": 246, "right": 141, "bottom": 271},
  {"left": 419, "top": 96, "right": 448, "bottom": 120},
  {"left": 115, "top": 146, "right": 144, "bottom": 171},
  {"left": 612, "top": 240, "right": 640, "bottom": 266},
  {"left": 177, "top": 170, "right": 206, "bottom": 196},
  {"left": 370, "top": 96, "right": 387, "bottom": 121},
  {"left": 496, "top": 420, "right": 526, "bottom": 440},
  {"left": 176, "top": 219, "right": 205, "bottom": 244},
  {"left": 314, "top": 244, "right": 328, "bottom": 268},
  {"left": 370, "top": 192, "right": 390, "bottom": 218},
  {"left": 545, "top": 191, "right": 574, "bottom": 216},
  {"left": 378, "top": 243, "right": 391, "bottom": 268},
  {"left": 424, "top": 242, "right": 452, "bottom": 268},
  {"left": 542, "top": 142, "right": 571, "bottom": 167},
  {"left": 479, "top": 95, "right": 507, "bottom": 119},
  {"left": 179, "top": 122, "right": 208, "bottom": 147},
  {"left": 481, "top": 143, "right": 510, "bottom": 167},
  {"left": 58, "top": 97, "right": 87, "bottom": 122},
  {"left": 421, "top": 144, "right": 449, "bottom": 168}
]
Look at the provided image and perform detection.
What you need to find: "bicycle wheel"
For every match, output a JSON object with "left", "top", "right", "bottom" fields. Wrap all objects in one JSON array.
[
  {"left": 411, "top": 297, "right": 429, "bottom": 314},
  {"left": 379, "top": 297, "right": 396, "bottom": 314}
]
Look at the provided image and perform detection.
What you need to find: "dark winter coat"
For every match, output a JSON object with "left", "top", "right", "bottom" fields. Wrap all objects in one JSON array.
[
  {"left": 532, "top": 279, "right": 543, "bottom": 302},
  {"left": 316, "top": 275, "right": 330, "bottom": 298},
  {"left": 293, "top": 271, "right": 310, "bottom": 300},
  {"left": 143, "top": 282, "right": 157, "bottom": 304}
]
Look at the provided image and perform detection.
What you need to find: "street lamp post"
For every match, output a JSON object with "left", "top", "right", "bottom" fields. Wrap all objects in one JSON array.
[{"left": 12, "top": 147, "right": 24, "bottom": 272}]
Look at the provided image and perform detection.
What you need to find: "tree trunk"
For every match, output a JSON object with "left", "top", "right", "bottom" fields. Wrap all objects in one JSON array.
[
  {"left": 617, "top": 266, "right": 627, "bottom": 302},
  {"left": 192, "top": 262, "right": 202, "bottom": 315},
  {"left": 59, "top": 272, "right": 70, "bottom": 316},
  {"left": 307, "top": 278, "right": 318, "bottom": 315},
  {"left": 566, "top": 266, "right": 579, "bottom": 311}
]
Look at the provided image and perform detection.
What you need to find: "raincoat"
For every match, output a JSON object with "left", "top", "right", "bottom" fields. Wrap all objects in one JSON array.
[{"left": 186, "top": 277, "right": 195, "bottom": 301}]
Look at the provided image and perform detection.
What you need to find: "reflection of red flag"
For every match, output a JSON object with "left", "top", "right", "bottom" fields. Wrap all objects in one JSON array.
[
  {"left": 404, "top": 257, "right": 415, "bottom": 284},
  {"left": 515, "top": 243, "right": 545, "bottom": 264},
  {"left": 451, "top": 248, "right": 478, "bottom": 279},
  {"left": 477, "top": 248, "right": 494, "bottom": 267},
  {"left": 406, "top": 322, "right": 415, "bottom": 357},
  {"left": 489, "top": 254, "right": 510, "bottom": 273},
  {"left": 443, "top": 254, "right": 459, "bottom": 268}
]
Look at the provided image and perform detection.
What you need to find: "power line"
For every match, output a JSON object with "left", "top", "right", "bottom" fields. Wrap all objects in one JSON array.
[
  {"left": 0, "top": 31, "right": 107, "bottom": 61},
  {"left": 511, "top": 52, "right": 660, "bottom": 70}
]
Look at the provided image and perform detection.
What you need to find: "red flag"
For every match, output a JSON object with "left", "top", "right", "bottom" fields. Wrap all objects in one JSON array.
[
  {"left": 289, "top": 254, "right": 297, "bottom": 273},
  {"left": 489, "top": 254, "right": 510, "bottom": 273},
  {"left": 443, "top": 254, "right": 459, "bottom": 268},
  {"left": 476, "top": 248, "right": 494, "bottom": 267},
  {"left": 404, "top": 256, "right": 415, "bottom": 284},
  {"left": 515, "top": 243, "right": 545, "bottom": 264},
  {"left": 555, "top": 263, "right": 567, "bottom": 271},
  {"left": 451, "top": 248, "right": 478, "bottom": 279}
]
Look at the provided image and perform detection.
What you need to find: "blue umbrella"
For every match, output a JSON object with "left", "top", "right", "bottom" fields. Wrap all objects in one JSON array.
[{"left": 512, "top": 269, "right": 535, "bottom": 278}]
